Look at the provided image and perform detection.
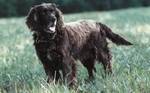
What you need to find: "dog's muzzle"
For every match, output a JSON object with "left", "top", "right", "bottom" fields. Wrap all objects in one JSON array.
[{"left": 45, "top": 20, "right": 57, "bottom": 33}]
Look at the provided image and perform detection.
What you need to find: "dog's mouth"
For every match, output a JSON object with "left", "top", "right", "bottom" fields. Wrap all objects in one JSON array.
[{"left": 45, "top": 20, "right": 57, "bottom": 33}]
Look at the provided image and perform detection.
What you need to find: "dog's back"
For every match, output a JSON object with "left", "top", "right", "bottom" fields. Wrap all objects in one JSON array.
[
  {"left": 63, "top": 20, "right": 100, "bottom": 59},
  {"left": 63, "top": 20, "right": 132, "bottom": 59},
  {"left": 64, "top": 20, "right": 99, "bottom": 47}
]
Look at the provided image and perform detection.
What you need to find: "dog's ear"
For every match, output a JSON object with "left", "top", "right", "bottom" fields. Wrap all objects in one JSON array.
[
  {"left": 26, "top": 7, "right": 38, "bottom": 31},
  {"left": 55, "top": 8, "right": 64, "bottom": 28}
]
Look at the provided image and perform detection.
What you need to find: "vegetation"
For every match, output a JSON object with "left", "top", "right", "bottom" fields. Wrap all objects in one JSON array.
[
  {"left": 0, "top": 7, "right": 150, "bottom": 93},
  {"left": 0, "top": 0, "right": 150, "bottom": 17}
]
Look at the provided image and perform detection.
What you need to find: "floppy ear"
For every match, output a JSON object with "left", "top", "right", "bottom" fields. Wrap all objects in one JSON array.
[
  {"left": 26, "top": 7, "right": 38, "bottom": 31},
  {"left": 55, "top": 8, "right": 64, "bottom": 29}
]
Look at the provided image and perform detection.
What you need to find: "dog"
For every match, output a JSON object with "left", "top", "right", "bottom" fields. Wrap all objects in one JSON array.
[{"left": 26, "top": 3, "right": 132, "bottom": 86}]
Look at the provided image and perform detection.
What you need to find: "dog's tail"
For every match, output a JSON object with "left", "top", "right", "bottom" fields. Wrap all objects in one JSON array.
[{"left": 99, "top": 23, "right": 132, "bottom": 45}]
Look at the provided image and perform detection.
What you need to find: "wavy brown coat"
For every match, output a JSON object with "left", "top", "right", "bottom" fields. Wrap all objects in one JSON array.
[{"left": 26, "top": 3, "right": 132, "bottom": 86}]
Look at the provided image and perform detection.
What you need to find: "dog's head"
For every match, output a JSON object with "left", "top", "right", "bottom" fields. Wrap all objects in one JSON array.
[{"left": 26, "top": 3, "right": 63, "bottom": 33}]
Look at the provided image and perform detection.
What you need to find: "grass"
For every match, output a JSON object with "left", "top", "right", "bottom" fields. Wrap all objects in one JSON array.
[{"left": 0, "top": 7, "right": 150, "bottom": 93}]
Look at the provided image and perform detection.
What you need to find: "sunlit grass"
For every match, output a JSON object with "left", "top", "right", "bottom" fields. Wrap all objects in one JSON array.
[{"left": 0, "top": 7, "right": 150, "bottom": 93}]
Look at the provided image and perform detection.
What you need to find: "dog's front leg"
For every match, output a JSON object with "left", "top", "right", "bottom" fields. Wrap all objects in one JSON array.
[
  {"left": 61, "top": 53, "right": 77, "bottom": 87},
  {"left": 35, "top": 50, "right": 55, "bottom": 83}
]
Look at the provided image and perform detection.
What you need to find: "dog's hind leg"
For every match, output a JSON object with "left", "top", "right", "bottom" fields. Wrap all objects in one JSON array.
[
  {"left": 81, "top": 47, "right": 97, "bottom": 80},
  {"left": 61, "top": 56, "right": 77, "bottom": 87},
  {"left": 97, "top": 49, "right": 112, "bottom": 75},
  {"left": 82, "top": 58, "right": 96, "bottom": 80}
]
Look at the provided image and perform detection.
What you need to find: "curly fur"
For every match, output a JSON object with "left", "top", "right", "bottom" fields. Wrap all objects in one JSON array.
[{"left": 26, "top": 3, "right": 132, "bottom": 86}]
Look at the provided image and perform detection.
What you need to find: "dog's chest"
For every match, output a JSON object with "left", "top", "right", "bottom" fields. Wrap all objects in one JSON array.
[{"left": 34, "top": 41, "right": 57, "bottom": 60}]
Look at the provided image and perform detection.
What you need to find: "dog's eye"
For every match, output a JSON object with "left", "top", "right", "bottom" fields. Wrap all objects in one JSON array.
[
  {"left": 42, "top": 9, "right": 48, "bottom": 15},
  {"left": 48, "top": 9, "right": 54, "bottom": 13},
  {"left": 41, "top": 9, "right": 48, "bottom": 15}
]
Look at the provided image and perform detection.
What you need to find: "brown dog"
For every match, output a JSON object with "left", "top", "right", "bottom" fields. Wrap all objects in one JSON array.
[{"left": 26, "top": 3, "right": 132, "bottom": 86}]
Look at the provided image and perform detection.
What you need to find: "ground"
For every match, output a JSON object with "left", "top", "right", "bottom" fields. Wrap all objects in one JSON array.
[{"left": 0, "top": 7, "right": 150, "bottom": 93}]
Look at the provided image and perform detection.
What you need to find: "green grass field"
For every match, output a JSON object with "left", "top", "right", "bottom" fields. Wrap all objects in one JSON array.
[{"left": 0, "top": 7, "right": 150, "bottom": 93}]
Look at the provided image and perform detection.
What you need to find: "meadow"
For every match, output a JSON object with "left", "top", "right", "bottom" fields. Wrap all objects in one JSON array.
[{"left": 0, "top": 7, "right": 150, "bottom": 93}]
